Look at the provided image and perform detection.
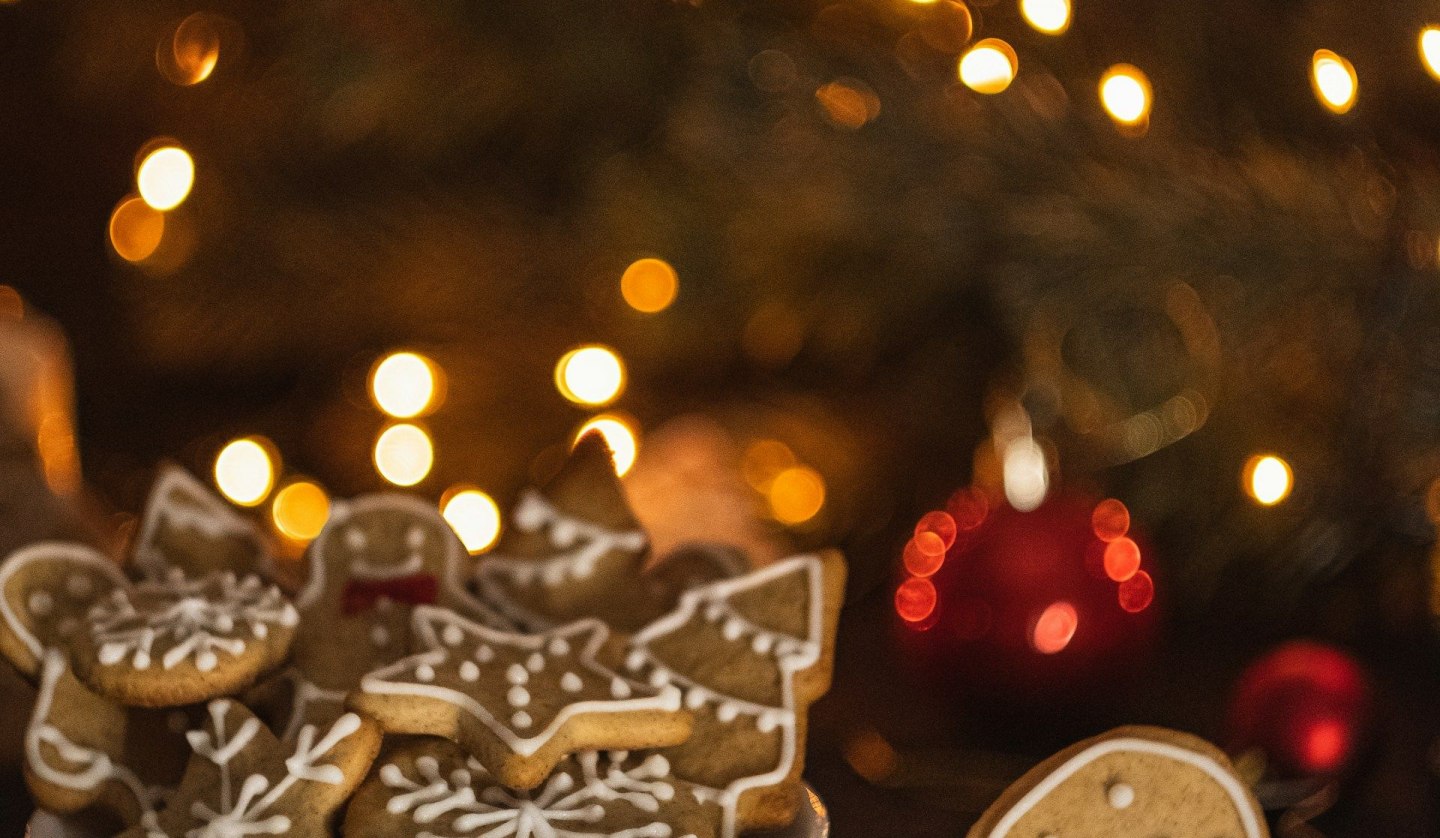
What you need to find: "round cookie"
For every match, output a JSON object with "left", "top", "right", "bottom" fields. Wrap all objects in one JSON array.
[
  {"left": 0, "top": 542, "right": 127, "bottom": 678},
  {"left": 966, "top": 725, "right": 1269, "bottom": 838},
  {"left": 69, "top": 568, "right": 297, "bottom": 707}
]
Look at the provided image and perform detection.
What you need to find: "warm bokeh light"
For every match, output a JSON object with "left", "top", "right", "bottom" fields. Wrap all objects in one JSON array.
[
  {"left": 842, "top": 729, "right": 899, "bottom": 784},
  {"left": 815, "top": 79, "right": 880, "bottom": 130},
  {"left": 441, "top": 487, "right": 503, "bottom": 554},
  {"left": 1020, "top": 0, "right": 1070, "bottom": 35},
  {"left": 1311, "top": 50, "right": 1357, "bottom": 114},
  {"left": 1100, "top": 64, "right": 1152, "bottom": 126},
  {"left": 1002, "top": 437, "right": 1048, "bottom": 512},
  {"left": 1245, "top": 454, "right": 1293, "bottom": 506},
  {"left": 1103, "top": 537, "right": 1141, "bottom": 583},
  {"left": 947, "top": 486, "right": 990, "bottom": 530},
  {"left": 1422, "top": 28, "right": 1440, "bottom": 82},
  {"left": 108, "top": 196, "right": 165, "bottom": 263},
  {"left": 895, "top": 577, "right": 938, "bottom": 622},
  {"left": 271, "top": 480, "right": 330, "bottom": 541},
  {"left": 1302, "top": 718, "right": 1349, "bottom": 775},
  {"left": 903, "top": 532, "right": 946, "bottom": 577},
  {"left": 959, "top": 39, "right": 1018, "bottom": 95},
  {"left": 374, "top": 423, "right": 434, "bottom": 486},
  {"left": 1091, "top": 498, "right": 1130, "bottom": 542},
  {"left": 620, "top": 258, "right": 679, "bottom": 313},
  {"left": 1032, "top": 601, "right": 1078, "bottom": 654},
  {"left": 163, "top": 12, "right": 221, "bottom": 86},
  {"left": 136, "top": 146, "right": 195, "bottom": 211},
  {"left": 214, "top": 437, "right": 275, "bottom": 507},
  {"left": 369, "top": 351, "right": 440, "bottom": 418},
  {"left": 768, "top": 465, "right": 826, "bottom": 525},
  {"left": 742, "top": 439, "right": 797, "bottom": 491},
  {"left": 574, "top": 414, "right": 639, "bottom": 476},
  {"left": 915, "top": 510, "right": 957, "bottom": 550},
  {"left": 555, "top": 345, "right": 626, "bottom": 406},
  {"left": 1118, "top": 569, "right": 1155, "bottom": 613}
]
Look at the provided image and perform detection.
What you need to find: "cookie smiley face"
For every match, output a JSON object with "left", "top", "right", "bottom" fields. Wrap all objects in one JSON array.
[{"left": 968, "top": 726, "right": 1268, "bottom": 838}]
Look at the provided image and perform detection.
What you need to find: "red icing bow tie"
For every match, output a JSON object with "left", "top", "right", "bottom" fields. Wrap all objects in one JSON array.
[{"left": 342, "top": 573, "right": 438, "bottom": 615}]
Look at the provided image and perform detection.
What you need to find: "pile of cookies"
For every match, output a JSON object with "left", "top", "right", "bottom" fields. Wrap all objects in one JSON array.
[{"left": 2, "top": 434, "right": 845, "bottom": 837}]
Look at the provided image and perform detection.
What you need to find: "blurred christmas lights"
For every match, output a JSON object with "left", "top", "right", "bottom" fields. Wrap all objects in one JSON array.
[
  {"left": 914, "top": 510, "right": 957, "bottom": 549},
  {"left": 374, "top": 423, "right": 434, "bottom": 486},
  {"left": 159, "top": 12, "right": 221, "bottom": 86},
  {"left": 270, "top": 479, "right": 330, "bottom": 541},
  {"left": 895, "top": 576, "right": 937, "bottom": 623},
  {"left": 903, "top": 532, "right": 946, "bottom": 577},
  {"left": 1091, "top": 498, "right": 1130, "bottom": 542},
  {"left": 214, "top": 437, "right": 275, "bottom": 506},
  {"left": 441, "top": 487, "right": 502, "bottom": 553},
  {"left": 108, "top": 196, "right": 165, "bottom": 263},
  {"left": 369, "top": 351, "right": 440, "bottom": 418},
  {"left": 767, "top": 464, "right": 826, "bottom": 525},
  {"left": 136, "top": 145, "right": 195, "bottom": 211},
  {"left": 958, "top": 39, "right": 1017, "bottom": 95},
  {"left": 1245, "top": 454, "right": 1293, "bottom": 506},
  {"left": 1311, "top": 50, "right": 1357, "bottom": 114},
  {"left": 1100, "top": 64, "right": 1152, "bottom": 129},
  {"left": 1020, "top": 0, "right": 1070, "bottom": 35},
  {"left": 573, "top": 413, "right": 638, "bottom": 476},
  {"left": 1001, "top": 437, "right": 1048, "bottom": 512},
  {"left": 1118, "top": 570, "right": 1155, "bottom": 613},
  {"left": 555, "top": 344, "right": 626, "bottom": 406},
  {"left": 620, "top": 258, "right": 678, "bottom": 313},
  {"left": 1031, "top": 601, "right": 1078, "bottom": 654},
  {"left": 1422, "top": 27, "right": 1440, "bottom": 82},
  {"left": 1102, "top": 536, "right": 1141, "bottom": 582}
]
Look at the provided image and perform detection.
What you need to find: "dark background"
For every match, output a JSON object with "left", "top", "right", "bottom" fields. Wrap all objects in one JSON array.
[{"left": 5, "top": 0, "right": 1440, "bottom": 834}]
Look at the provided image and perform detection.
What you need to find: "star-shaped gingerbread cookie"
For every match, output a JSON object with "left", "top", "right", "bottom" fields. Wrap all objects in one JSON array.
[{"left": 349, "top": 605, "right": 692, "bottom": 790}]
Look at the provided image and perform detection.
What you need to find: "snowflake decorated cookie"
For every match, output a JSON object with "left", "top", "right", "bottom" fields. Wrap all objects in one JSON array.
[
  {"left": 131, "top": 464, "right": 276, "bottom": 583},
  {"left": 68, "top": 568, "right": 298, "bottom": 707},
  {"left": 345, "top": 737, "right": 720, "bottom": 838},
  {"left": 966, "top": 726, "right": 1269, "bottom": 838},
  {"left": 349, "top": 605, "right": 693, "bottom": 790},
  {"left": 117, "top": 696, "right": 381, "bottom": 837},
  {"left": 0, "top": 541, "right": 128, "bottom": 678},
  {"left": 24, "top": 649, "right": 201, "bottom": 833},
  {"left": 623, "top": 551, "right": 846, "bottom": 837}
]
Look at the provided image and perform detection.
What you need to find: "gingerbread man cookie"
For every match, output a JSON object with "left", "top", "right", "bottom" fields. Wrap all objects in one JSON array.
[
  {"left": 0, "top": 541, "right": 128, "bottom": 678},
  {"left": 623, "top": 551, "right": 846, "bottom": 837},
  {"left": 966, "top": 726, "right": 1269, "bottom": 838},
  {"left": 118, "top": 697, "right": 380, "bottom": 837},
  {"left": 69, "top": 568, "right": 298, "bottom": 707},
  {"left": 344, "top": 738, "right": 721, "bottom": 838},
  {"left": 131, "top": 464, "right": 275, "bottom": 583},
  {"left": 349, "top": 605, "right": 692, "bottom": 790}
]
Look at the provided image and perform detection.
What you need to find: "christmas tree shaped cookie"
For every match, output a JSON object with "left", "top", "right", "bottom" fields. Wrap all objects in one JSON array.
[
  {"left": 0, "top": 541, "right": 127, "bottom": 678},
  {"left": 131, "top": 464, "right": 275, "bottom": 582},
  {"left": 623, "top": 551, "right": 846, "bottom": 837},
  {"left": 118, "top": 698, "right": 380, "bottom": 837},
  {"left": 344, "top": 738, "right": 721, "bottom": 838},
  {"left": 349, "top": 605, "right": 692, "bottom": 790}
]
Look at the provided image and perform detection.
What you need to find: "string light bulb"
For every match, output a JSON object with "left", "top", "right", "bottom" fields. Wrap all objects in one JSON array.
[
  {"left": 620, "top": 258, "right": 679, "bottom": 313},
  {"left": 1421, "top": 27, "right": 1440, "bottom": 81},
  {"left": 271, "top": 480, "right": 330, "bottom": 541},
  {"left": 768, "top": 465, "right": 826, "bottom": 525},
  {"left": 573, "top": 414, "right": 639, "bottom": 476},
  {"left": 136, "top": 146, "right": 195, "bottom": 211},
  {"left": 441, "top": 487, "right": 502, "bottom": 553},
  {"left": 959, "top": 39, "right": 1018, "bottom": 95},
  {"left": 214, "top": 437, "right": 276, "bottom": 506},
  {"left": 555, "top": 345, "right": 626, "bottom": 406},
  {"left": 1245, "top": 454, "right": 1293, "bottom": 506},
  {"left": 369, "top": 351, "right": 440, "bottom": 418},
  {"left": 1311, "top": 50, "right": 1357, "bottom": 114},
  {"left": 1020, "top": 0, "right": 1070, "bottom": 35},
  {"left": 1099, "top": 64, "right": 1152, "bottom": 128},
  {"left": 374, "top": 423, "right": 434, "bottom": 486}
]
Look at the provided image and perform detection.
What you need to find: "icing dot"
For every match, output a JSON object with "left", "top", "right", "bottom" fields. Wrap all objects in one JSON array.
[
  {"left": 371, "top": 625, "right": 390, "bottom": 647},
  {"left": 704, "top": 602, "right": 724, "bottom": 622},
  {"left": 56, "top": 617, "right": 78, "bottom": 636},
  {"left": 65, "top": 574, "right": 93, "bottom": 599},
  {"left": 476, "top": 645, "right": 494, "bottom": 663},
  {"left": 27, "top": 591, "right": 53, "bottom": 618},
  {"left": 561, "top": 672, "right": 583, "bottom": 692},
  {"left": 757, "top": 711, "right": 782, "bottom": 733},
  {"left": 526, "top": 652, "right": 545, "bottom": 673},
  {"left": 610, "top": 678, "right": 632, "bottom": 699},
  {"left": 406, "top": 525, "right": 426, "bottom": 550},
  {"left": 1107, "top": 782, "right": 1135, "bottom": 809},
  {"left": 751, "top": 633, "right": 775, "bottom": 654},
  {"left": 547, "top": 637, "right": 571, "bottom": 656},
  {"left": 717, "top": 702, "right": 740, "bottom": 723},
  {"left": 195, "top": 650, "right": 218, "bottom": 672},
  {"left": 460, "top": 661, "right": 480, "bottom": 681},
  {"left": 415, "top": 664, "right": 435, "bottom": 682},
  {"left": 512, "top": 711, "right": 532, "bottom": 728},
  {"left": 345, "top": 527, "right": 367, "bottom": 551},
  {"left": 99, "top": 642, "right": 127, "bottom": 665},
  {"left": 685, "top": 688, "right": 707, "bottom": 710},
  {"left": 722, "top": 618, "right": 744, "bottom": 641},
  {"left": 625, "top": 650, "right": 646, "bottom": 672},
  {"left": 252, "top": 622, "right": 268, "bottom": 639},
  {"left": 506, "top": 664, "right": 529, "bottom": 685},
  {"left": 442, "top": 624, "right": 465, "bottom": 646},
  {"left": 648, "top": 669, "right": 668, "bottom": 689},
  {"left": 508, "top": 686, "right": 530, "bottom": 707}
]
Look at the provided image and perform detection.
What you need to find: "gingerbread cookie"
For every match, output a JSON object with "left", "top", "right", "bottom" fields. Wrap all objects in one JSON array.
[
  {"left": 344, "top": 737, "right": 720, "bottom": 838},
  {"left": 24, "top": 649, "right": 199, "bottom": 833},
  {"left": 119, "top": 697, "right": 380, "bottom": 837},
  {"left": 69, "top": 568, "right": 297, "bottom": 707},
  {"left": 967, "top": 725, "right": 1269, "bottom": 838},
  {"left": 0, "top": 541, "right": 127, "bottom": 678},
  {"left": 623, "top": 551, "right": 846, "bottom": 837},
  {"left": 269, "top": 494, "right": 504, "bottom": 740},
  {"left": 479, "top": 434, "right": 741, "bottom": 634},
  {"left": 349, "top": 605, "right": 692, "bottom": 790},
  {"left": 131, "top": 464, "right": 275, "bottom": 582}
]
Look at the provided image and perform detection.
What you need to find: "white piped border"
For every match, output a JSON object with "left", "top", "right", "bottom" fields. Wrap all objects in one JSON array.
[{"left": 0, "top": 542, "right": 126, "bottom": 663}]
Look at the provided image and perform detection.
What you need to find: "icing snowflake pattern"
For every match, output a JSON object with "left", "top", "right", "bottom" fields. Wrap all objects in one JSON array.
[
  {"left": 88, "top": 570, "right": 297, "bottom": 673},
  {"left": 184, "top": 700, "right": 362, "bottom": 837},
  {"left": 380, "top": 749, "right": 691, "bottom": 838}
]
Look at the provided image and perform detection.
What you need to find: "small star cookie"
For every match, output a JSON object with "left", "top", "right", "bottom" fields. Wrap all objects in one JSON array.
[
  {"left": 131, "top": 464, "right": 276, "bottom": 583},
  {"left": 349, "top": 605, "right": 692, "bottom": 790},
  {"left": 69, "top": 568, "right": 297, "bottom": 707},
  {"left": 345, "top": 738, "right": 721, "bottom": 838},
  {"left": 118, "top": 698, "right": 381, "bottom": 837},
  {"left": 0, "top": 542, "right": 128, "bottom": 678}
]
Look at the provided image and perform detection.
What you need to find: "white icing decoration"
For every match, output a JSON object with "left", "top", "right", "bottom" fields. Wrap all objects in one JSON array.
[
  {"left": 527, "top": 651, "right": 546, "bottom": 673},
  {"left": 460, "top": 661, "right": 480, "bottom": 682},
  {"left": 508, "top": 686, "right": 531, "bottom": 708},
  {"left": 87, "top": 570, "right": 296, "bottom": 672},
  {"left": 512, "top": 711, "right": 533, "bottom": 729},
  {"left": 371, "top": 624, "right": 391, "bottom": 648},
  {"left": 359, "top": 608, "right": 683, "bottom": 758},
  {"left": 186, "top": 701, "right": 364, "bottom": 836},
  {"left": 379, "top": 748, "right": 681, "bottom": 837},
  {"left": 0, "top": 542, "right": 127, "bottom": 666},
  {"left": 131, "top": 465, "right": 274, "bottom": 582},
  {"left": 549, "top": 637, "right": 572, "bottom": 656},
  {"left": 407, "top": 525, "right": 426, "bottom": 550},
  {"left": 443, "top": 624, "right": 465, "bottom": 646},
  {"left": 345, "top": 528, "right": 368, "bottom": 551},
  {"left": 416, "top": 664, "right": 435, "bottom": 682},
  {"left": 66, "top": 573, "right": 94, "bottom": 599},
  {"left": 1107, "top": 781, "right": 1135, "bottom": 809},
  {"left": 626, "top": 555, "right": 827, "bottom": 838},
  {"left": 985, "top": 738, "right": 1263, "bottom": 838},
  {"left": 28, "top": 590, "right": 53, "bottom": 617},
  {"left": 477, "top": 645, "right": 495, "bottom": 663},
  {"left": 610, "top": 678, "right": 632, "bottom": 699},
  {"left": 562, "top": 672, "right": 583, "bottom": 693}
]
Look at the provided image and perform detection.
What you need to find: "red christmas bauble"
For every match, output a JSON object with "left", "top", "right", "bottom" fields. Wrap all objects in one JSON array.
[{"left": 1226, "top": 641, "right": 1371, "bottom": 777}]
